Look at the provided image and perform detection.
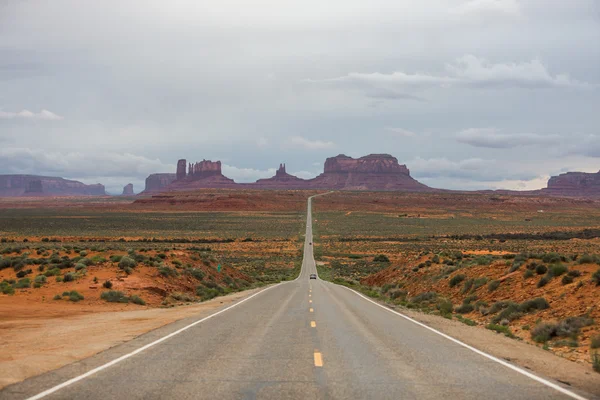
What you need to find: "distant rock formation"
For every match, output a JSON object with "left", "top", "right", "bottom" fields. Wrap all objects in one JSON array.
[
  {"left": 166, "top": 159, "right": 235, "bottom": 190},
  {"left": 542, "top": 170, "right": 600, "bottom": 196},
  {"left": 122, "top": 183, "right": 134, "bottom": 196},
  {"left": 254, "top": 163, "right": 307, "bottom": 188},
  {"left": 143, "top": 173, "right": 176, "bottom": 193},
  {"left": 0, "top": 175, "right": 106, "bottom": 197},
  {"left": 309, "top": 154, "right": 430, "bottom": 191}
]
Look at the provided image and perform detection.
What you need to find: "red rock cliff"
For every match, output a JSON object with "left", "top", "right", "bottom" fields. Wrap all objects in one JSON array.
[
  {"left": 324, "top": 154, "right": 411, "bottom": 175},
  {"left": 0, "top": 175, "right": 106, "bottom": 197},
  {"left": 543, "top": 170, "right": 600, "bottom": 196},
  {"left": 144, "top": 173, "right": 176, "bottom": 193}
]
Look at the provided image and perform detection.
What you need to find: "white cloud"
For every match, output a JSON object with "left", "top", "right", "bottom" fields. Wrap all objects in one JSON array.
[
  {"left": 288, "top": 136, "right": 335, "bottom": 150},
  {"left": 456, "top": 128, "right": 560, "bottom": 148},
  {"left": 385, "top": 127, "right": 416, "bottom": 137},
  {"left": 0, "top": 109, "right": 64, "bottom": 120},
  {"left": 308, "top": 55, "right": 592, "bottom": 97},
  {"left": 256, "top": 136, "right": 269, "bottom": 148}
]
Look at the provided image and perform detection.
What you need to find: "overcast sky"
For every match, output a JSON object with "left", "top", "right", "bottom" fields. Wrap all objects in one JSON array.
[{"left": 1, "top": 0, "right": 599, "bottom": 193}]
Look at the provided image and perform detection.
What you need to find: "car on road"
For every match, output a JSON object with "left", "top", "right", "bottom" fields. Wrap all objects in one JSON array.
[{"left": 309, "top": 274, "right": 317, "bottom": 279}]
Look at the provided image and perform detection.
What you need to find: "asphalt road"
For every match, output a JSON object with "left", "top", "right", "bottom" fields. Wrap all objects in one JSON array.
[{"left": 1, "top": 196, "right": 593, "bottom": 399}]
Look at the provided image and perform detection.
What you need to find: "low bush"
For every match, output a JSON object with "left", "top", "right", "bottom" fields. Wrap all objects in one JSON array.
[
  {"left": 63, "top": 272, "right": 75, "bottom": 282},
  {"left": 129, "top": 295, "right": 145, "bottom": 305},
  {"left": 158, "top": 265, "right": 178, "bottom": 277},
  {"left": 532, "top": 316, "right": 594, "bottom": 343},
  {"left": 488, "top": 280, "right": 501, "bottom": 292},
  {"left": 373, "top": 254, "right": 390, "bottom": 262},
  {"left": 185, "top": 268, "right": 205, "bottom": 281},
  {"left": 436, "top": 299, "right": 453, "bottom": 315},
  {"left": 537, "top": 276, "right": 550, "bottom": 288},
  {"left": 449, "top": 274, "right": 466, "bottom": 288},
  {"left": 486, "top": 324, "right": 515, "bottom": 338},
  {"left": 103, "top": 280, "right": 113, "bottom": 289},
  {"left": 15, "top": 278, "right": 31, "bottom": 288},
  {"left": 410, "top": 292, "right": 437, "bottom": 303},
  {"left": 101, "top": 290, "right": 130, "bottom": 303},
  {"left": 591, "top": 335, "right": 600, "bottom": 349},
  {"left": 593, "top": 352, "right": 600, "bottom": 373},
  {"left": 68, "top": 290, "right": 84, "bottom": 302},
  {"left": 118, "top": 256, "right": 137, "bottom": 270},
  {"left": 455, "top": 303, "right": 475, "bottom": 314},
  {"left": 535, "top": 264, "right": 548, "bottom": 275},
  {"left": 34, "top": 275, "right": 47, "bottom": 285},
  {"left": 592, "top": 269, "right": 600, "bottom": 286},
  {"left": 548, "top": 263, "right": 568, "bottom": 277},
  {"left": 1, "top": 281, "right": 15, "bottom": 295},
  {"left": 524, "top": 269, "right": 534, "bottom": 279},
  {"left": 53, "top": 294, "right": 62, "bottom": 300},
  {"left": 562, "top": 275, "right": 574, "bottom": 285}
]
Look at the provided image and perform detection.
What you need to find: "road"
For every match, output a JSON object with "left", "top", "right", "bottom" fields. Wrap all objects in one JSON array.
[{"left": 1, "top": 196, "right": 592, "bottom": 399}]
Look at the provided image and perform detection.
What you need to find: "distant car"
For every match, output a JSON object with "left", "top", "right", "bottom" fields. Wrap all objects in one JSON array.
[{"left": 309, "top": 274, "right": 317, "bottom": 279}]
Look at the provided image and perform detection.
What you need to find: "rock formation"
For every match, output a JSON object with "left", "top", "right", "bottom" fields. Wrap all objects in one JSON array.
[
  {"left": 308, "top": 154, "right": 430, "bottom": 191},
  {"left": 0, "top": 175, "right": 106, "bottom": 197},
  {"left": 542, "top": 170, "right": 600, "bottom": 196},
  {"left": 176, "top": 159, "right": 187, "bottom": 181},
  {"left": 122, "top": 183, "right": 134, "bottom": 196},
  {"left": 166, "top": 159, "right": 234, "bottom": 190},
  {"left": 143, "top": 173, "right": 176, "bottom": 193},
  {"left": 254, "top": 163, "right": 307, "bottom": 188}
]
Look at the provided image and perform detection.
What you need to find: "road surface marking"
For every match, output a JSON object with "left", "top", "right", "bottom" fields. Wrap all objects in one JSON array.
[
  {"left": 311, "top": 321, "right": 316, "bottom": 328},
  {"left": 25, "top": 282, "right": 292, "bottom": 400},
  {"left": 309, "top": 300, "right": 312, "bottom": 303},
  {"left": 314, "top": 352, "right": 323, "bottom": 367},
  {"left": 309, "top": 294, "right": 312, "bottom": 297},
  {"left": 333, "top": 283, "right": 588, "bottom": 400},
  {"left": 310, "top": 308, "right": 314, "bottom": 312}
]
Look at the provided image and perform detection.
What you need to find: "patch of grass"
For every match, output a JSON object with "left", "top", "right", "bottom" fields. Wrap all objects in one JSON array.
[
  {"left": 68, "top": 290, "right": 84, "bottom": 302},
  {"left": 15, "top": 278, "right": 31, "bottom": 288},
  {"left": 456, "top": 315, "right": 477, "bottom": 326},
  {"left": 101, "top": 290, "right": 130, "bottom": 303},
  {"left": 486, "top": 324, "right": 515, "bottom": 338},
  {"left": 449, "top": 274, "right": 466, "bottom": 288},
  {"left": 455, "top": 303, "right": 475, "bottom": 314},
  {"left": 488, "top": 280, "right": 500, "bottom": 292},
  {"left": 129, "top": 295, "right": 146, "bottom": 305},
  {"left": 532, "top": 316, "right": 594, "bottom": 343}
]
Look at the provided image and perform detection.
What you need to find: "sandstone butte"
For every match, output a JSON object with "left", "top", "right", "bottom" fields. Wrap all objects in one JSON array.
[
  {"left": 122, "top": 183, "right": 134, "bottom": 196},
  {"left": 0, "top": 175, "right": 105, "bottom": 197}
]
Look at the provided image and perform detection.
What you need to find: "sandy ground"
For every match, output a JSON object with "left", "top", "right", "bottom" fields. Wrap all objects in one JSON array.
[
  {"left": 2, "top": 286, "right": 600, "bottom": 395},
  {"left": 0, "top": 287, "right": 262, "bottom": 389}
]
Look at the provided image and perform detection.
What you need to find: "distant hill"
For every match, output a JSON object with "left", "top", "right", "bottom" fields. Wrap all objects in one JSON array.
[{"left": 0, "top": 175, "right": 105, "bottom": 197}]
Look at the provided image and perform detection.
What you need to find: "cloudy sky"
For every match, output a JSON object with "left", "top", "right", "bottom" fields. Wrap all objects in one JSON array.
[{"left": 0, "top": 0, "right": 599, "bottom": 193}]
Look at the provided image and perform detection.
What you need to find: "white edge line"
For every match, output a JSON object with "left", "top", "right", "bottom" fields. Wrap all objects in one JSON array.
[
  {"left": 328, "top": 282, "right": 588, "bottom": 400},
  {"left": 26, "top": 281, "right": 291, "bottom": 400}
]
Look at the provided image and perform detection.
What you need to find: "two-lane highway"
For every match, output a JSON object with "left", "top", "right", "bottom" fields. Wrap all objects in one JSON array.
[{"left": 1, "top": 195, "right": 592, "bottom": 399}]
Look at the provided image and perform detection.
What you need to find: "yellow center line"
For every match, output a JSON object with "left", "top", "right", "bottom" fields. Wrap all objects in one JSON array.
[
  {"left": 311, "top": 321, "right": 316, "bottom": 328},
  {"left": 314, "top": 351, "right": 323, "bottom": 367},
  {"left": 309, "top": 299, "right": 312, "bottom": 303},
  {"left": 309, "top": 294, "right": 311, "bottom": 297},
  {"left": 309, "top": 308, "right": 314, "bottom": 312}
]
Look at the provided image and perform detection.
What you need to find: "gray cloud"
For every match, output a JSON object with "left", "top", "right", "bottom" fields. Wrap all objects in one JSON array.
[
  {"left": 456, "top": 128, "right": 561, "bottom": 148},
  {"left": 0, "top": 109, "right": 63, "bottom": 120}
]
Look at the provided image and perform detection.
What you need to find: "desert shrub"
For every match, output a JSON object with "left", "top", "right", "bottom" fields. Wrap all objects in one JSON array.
[
  {"left": 53, "top": 294, "right": 62, "bottom": 300},
  {"left": 410, "top": 292, "right": 437, "bottom": 303},
  {"left": 562, "top": 275, "right": 574, "bottom": 285},
  {"left": 34, "top": 275, "right": 47, "bottom": 285},
  {"left": 63, "top": 272, "right": 75, "bottom": 282},
  {"left": 388, "top": 288, "right": 407, "bottom": 300},
  {"left": 519, "top": 298, "right": 550, "bottom": 313},
  {"left": 15, "top": 278, "right": 31, "bottom": 288},
  {"left": 578, "top": 254, "right": 598, "bottom": 264},
  {"left": 464, "top": 294, "right": 478, "bottom": 304},
  {"left": 110, "top": 255, "right": 123, "bottom": 263},
  {"left": 592, "top": 269, "right": 600, "bottom": 286},
  {"left": 101, "top": 290, "right": 129, "bottom": 303},
  {"left": 157, "top": 253, "right": 167, "bottom": 259},
  {"left": 185, "top": 268, "right": 205, "bottom": 281},
  {"left": 532, "top": 316, "right": 594, "bottom": 342},
  {"left": 196, "top": 285, "right": 220, "bottom": 301},
  {"left": 567, "top": 270, "right": 582, "bottom": 277},
  {"left": 486, "top": 324, "right": 515, "bottom": 338},
  {"left": 590, "top": 335, "right": 600, "bottom": 349},
  {"left": 16, "top": 269, "right": 32, "bottom": 278},
  {"left": 44, "top": 267, "right": 61, "bottom": 277},
  {"left": 68, "top": 290, "right": 84, "bottom": 302},
  {"left": 470, "top": 277, "right": 488, "bottom": 291},
  {"left": 79, "top": 250, "right": 88, "bottom": 257},
  {"left": 488, "top": 280, "right": 501, "bottom": 292},
  {"left": 1, "top": 281, "right": 15, "bottom": 295},
  {"left": 118, "top": 256, "right": 137, "bottom": 270},
  {"left": 74, "top": 263, "right": 86, "bottom": 271},
  {"left": 436, "top": 299, "right": 453, "bottom": 315},
  {"left": 91, "top": 255, "right": 106, "bottom": 264},
  {"left": 172, "top": 259, "right": 182, "bottom": 267},
  {"left": 449, "top": 274, "right": 466, "bottom": 288},
  {"left": 489, "top": 300, "right": 518, "bottom": 314},
  {"left": 103, "top": 280, "right": 113, "bottom": 289},
  {"left": 158, "top": 265, "right": 178, "bottom": 277},
  {"left": 456, "top": 303, "right": 475, "bottom": 314},
  {"left": 537, "top": 276, "right": 550, "bottom": 288},
  {"left": 548, "top": 263, "right": 568, "bottom": 277},
  {"left": 475, "top": 255, "right": 494, "bottom": 266},
  {"left": 523, "top": 269, "right": 534, "bottom": 279},
  {"left": 170, "top": 292, "right": 196, "bottom": 302},
  {"left": 129, "top": 295, "right": 145, "bottom": 305},
  {"left": 535, "top": 264, "right": 548, "bottom": 275},
  {"left": 542, "top": 253, "right": 561, "bottom": 264},
  {"left": 461, "top": 279, "right": 474, "bottom": 294},
  {"left": 593, "top": 352, "right": 600, "bottom": 373},
  {"left": 373, "top": 254, "right": 390, "bottom": 262}
]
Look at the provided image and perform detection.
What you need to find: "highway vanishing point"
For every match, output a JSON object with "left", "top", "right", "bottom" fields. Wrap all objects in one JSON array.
[{"left": 1, "top": 196, "right": 595, "bottom": 400}]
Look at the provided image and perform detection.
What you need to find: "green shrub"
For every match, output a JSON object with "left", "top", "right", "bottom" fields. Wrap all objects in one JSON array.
[
  {"left": 437, "top": 299, "right": 453, "bottom": 315},
  {"left": 486, "top": 324, "right": 515, "bottom": 338},
  {"left": 593, "top": 352, "right": 600, "bottom": 373},
  {"left": 103, "top": 280, "right": 113, "bottom": 289},
  {"left": 591, "top": 335, "right": 600, "bottom": 349},
  {"left": 488, "top": 280, "right": 501, "bottom": 292},
  {"left": 578, "top": 254, "right": 597, "bottom": 264},
  {"left": 44, "top": 267, "right": 61, "bottom": 277},
  {"left": 129, "top": 295, "right": 146, "bottom": 305},
  {"left": 472, "top": 277, "right": 488, "bottom": 290},
  {"left": 118, "top": 256, "right": 137, "bottom": 270},
  {"left": 101, "top": 290, "right": 129, "bottom": 303},
  {"left": 110, "top": 255, "right": 123, "bottom": 263},
  {"left": 449, "top": 274, "right": 466, "bottom": 288},
  {"left": 461, "top": 279, "right": 474, "bottom": 294},
  {"left": 532, "top": 316, "right": 594, "bottom": 342},
  {"left": 388, "top": 288, "right": 407, "bottom": 300},
  {"left": 53, "top": 294, "right": 62, "bottom": 300},
  {"left": 410, "top": 292, "right": 437, "bottom": 303},
  {"left": 456, "top": 303, "right": 475, "bottom": 314},
  {"left": 158, "top": 265, "right": 178, "bottom": 277},
  {"left": 562, "top": 275, "right": 574, "bottom": 285},
  {"left": 535, "top": 264, "right": 548, "bottom": 275},
  {"left": 548, "top": 263, "right": 568, "bottom": 277},
  {"left": 74, "top": 263, "right": 86, "bottom": 271},
  {"left": 456, "top": 315, "right": 477, "bottom": 326},
  {"left": 34, "top": 275, "right": 47, "bottom": 285},
  {"left": 523, "top": 269, "right": 534, "bottom": 279},
  {"left": 15, "top": 278, "right": 31, "bottom": 288},
  {"left": 63, "top": 272, "right": 75, "bottom": 282},
  {"left": 373, "top": 254, "right": 390, "bottom": 262},
  {"left": 537, "top": 276, "right": 550, "bottom": 288},
  {"left": 68, "top": 291, "right": 84, "bottom": 302},
  {"left": 592, "top": 269, "right": 600, "bottom": 286},
  {"left": 185, "top": 268, "right": 205, "bottom": 281},
  {"left": 0, "top": 281, "right": 15, "bottom": 295}
]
